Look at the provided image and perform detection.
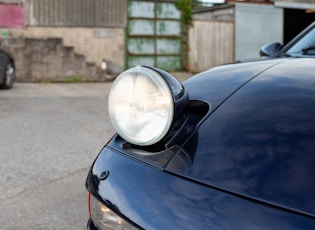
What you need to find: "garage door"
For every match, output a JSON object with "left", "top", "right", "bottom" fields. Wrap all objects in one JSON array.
[{"left": 126, "top": 0, "right": 182, "bottom": 71}]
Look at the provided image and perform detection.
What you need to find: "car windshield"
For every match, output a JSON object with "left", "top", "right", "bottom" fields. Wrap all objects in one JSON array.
[{"left": 285, "top": 26, "right": 315, "bottom": 56}]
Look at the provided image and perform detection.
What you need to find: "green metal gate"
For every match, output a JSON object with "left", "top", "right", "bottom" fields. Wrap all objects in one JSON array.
[{"left": 126, "top": 0, "right": 182, "bottom": 71}]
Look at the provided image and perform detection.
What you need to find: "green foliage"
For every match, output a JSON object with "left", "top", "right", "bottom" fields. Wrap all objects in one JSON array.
[
  {"left": 176, "top": 0, "right": 193, "bottom": 71},
  {"left": 63, "top": 76, "right": 82, "bottom": 83},
  {"left": 176, "top": 0, "right": 193, "bottom": 26}
]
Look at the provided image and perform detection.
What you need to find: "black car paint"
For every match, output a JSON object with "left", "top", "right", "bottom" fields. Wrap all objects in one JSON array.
[
  {"left": 87, "top": 144, "right": 314, "bottom": 229},
  {"left": 167, "top": 58, "right": 315, "bottom": 217},
  {"left": 0, "top": 48, "right": 15, "bottom": 88},
  {"left": 86, "top": 57, "right": 315, "bottom": 229}
]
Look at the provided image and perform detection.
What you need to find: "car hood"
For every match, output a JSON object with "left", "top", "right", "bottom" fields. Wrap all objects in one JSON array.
[
  {"left": 166, "top": 58, "right": 315, "bottom": 217},
  {"left": 181, "top": 58, "right": 286, "bottom": 109}
]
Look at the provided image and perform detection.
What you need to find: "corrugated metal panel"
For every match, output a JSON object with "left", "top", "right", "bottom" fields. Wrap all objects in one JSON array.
[
  {"left": 0, "top": 0, "right": 22, "bottom": 3},
  {"left": 276, "top": 0, "right": 315, "bottom": 3},
  {"left": 26, "top": 0, "right": 127, "bottom": 27}
]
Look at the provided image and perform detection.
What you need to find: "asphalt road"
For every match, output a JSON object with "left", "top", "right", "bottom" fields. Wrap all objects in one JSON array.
[{"left": 0, "top": 83, "right": 115, "bottom": 229}]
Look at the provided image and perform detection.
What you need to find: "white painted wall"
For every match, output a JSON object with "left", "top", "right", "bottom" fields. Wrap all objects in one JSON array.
[{"left": 235, "top": 3, "right": 283, "bottom": 60}]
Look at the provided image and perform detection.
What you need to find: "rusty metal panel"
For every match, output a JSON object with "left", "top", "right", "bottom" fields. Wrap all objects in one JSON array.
[
  {"left": 128, "top": 1, "right": 155, "bottom": 18},
  {"left": 156, "top": 2, "right": 180, "bottom": 19},
  {"left": 26, "top": 0, "right": 127, "bottom": 27},
  {"left": 157, "top": 56, "right": 181, "bottom": 70},
  {"left": 129, "top": 19, "right": 155, "bottom": 35},
  {"left": 128, "top": 38, "right": 155, "bottom": 54},
  {"left": 126, "top": 0, "right": 182, "bottom": 71},
  {"left": 128, "top": 56, "right": 155, "bottom": 68},
  {"left": 156, "top": 20, "right": 181, "bottom": 35},
  {"left": 157, "top": 39, "right": 181, "bottom": 54}
]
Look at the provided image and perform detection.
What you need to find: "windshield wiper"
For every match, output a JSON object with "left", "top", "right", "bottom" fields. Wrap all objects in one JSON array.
[{"left": 302, "top": 46, "right": 315, "bottom": 55}]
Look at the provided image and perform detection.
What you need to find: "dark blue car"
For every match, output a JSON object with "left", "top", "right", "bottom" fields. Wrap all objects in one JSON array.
[
  {"left": 86, "top": 22, "right": 315, "bottom": 229},
  {"left": 0, "top": 40, "right": 15, "bottom": 89}
]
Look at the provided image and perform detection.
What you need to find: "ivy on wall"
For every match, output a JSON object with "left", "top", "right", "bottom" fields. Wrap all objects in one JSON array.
[
  {"left": 176, "top": 0, "right": 193, "bottom": 26},
  {"left": 176, "top": 0, "right": 193, "bottom": 71}
]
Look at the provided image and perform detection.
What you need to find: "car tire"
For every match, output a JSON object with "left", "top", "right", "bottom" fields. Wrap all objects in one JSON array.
[{"left": 0, "top": 53, "right": 15, "bottom": 89}]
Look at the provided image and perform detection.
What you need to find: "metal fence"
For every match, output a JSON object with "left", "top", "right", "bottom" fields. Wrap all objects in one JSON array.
[{"left": 25, "top": 0, "right": 127, "bottom": 27}]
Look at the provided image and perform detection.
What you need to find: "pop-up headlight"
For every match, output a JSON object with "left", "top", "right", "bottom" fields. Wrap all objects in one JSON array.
[{"left": 108, "top": 66, "right": 188, "bottom": 146}]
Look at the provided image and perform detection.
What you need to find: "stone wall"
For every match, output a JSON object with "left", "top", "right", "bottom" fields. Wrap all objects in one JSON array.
[
  {"left": 0, "top": 27, "right": 125, "bottom": 81},
  {"left": 2, "top": 37, "right": 105, "bottom": 82}
]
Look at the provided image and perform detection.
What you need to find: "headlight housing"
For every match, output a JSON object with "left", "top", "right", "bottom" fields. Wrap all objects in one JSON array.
[{"left": 108, "top": 66, "right": 188, "bottom": 146}]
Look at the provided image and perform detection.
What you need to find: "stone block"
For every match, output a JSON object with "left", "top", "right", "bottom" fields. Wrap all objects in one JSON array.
[
  {"left": 6, "top": 38, "right": 25, "bottom": 47},
  {"left": 32, "top": 63, "right": 48, "bottom": 72},
  {"left": 43, "top": 54, "right": 63, "bottom": 64},
  {"left": 61, "top": 46, "right": 75, "bottom": 58},
  {"left": 32, "top": 72, "right": 44, "bottom": 81}
]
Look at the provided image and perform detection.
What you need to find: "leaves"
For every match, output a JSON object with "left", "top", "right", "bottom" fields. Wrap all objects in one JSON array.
[{"left": 176, "top": 0, "right": 193, "bottom": 26}]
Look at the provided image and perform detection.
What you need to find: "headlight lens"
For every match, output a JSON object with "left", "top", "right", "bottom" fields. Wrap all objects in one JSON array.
[
  {"left": 108, "top": 66, "right": 174, "bottom": 146},
  {"left": 89, "top": 194, "right": 138, "bottom": 230}
]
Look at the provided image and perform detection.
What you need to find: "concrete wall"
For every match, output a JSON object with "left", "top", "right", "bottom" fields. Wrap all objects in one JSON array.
[
  {"left": 235, "top": 3, "right": 283, "bottom": 60},
  {"left": 0, "top": 27, "right": 125, "bottom": 69}
]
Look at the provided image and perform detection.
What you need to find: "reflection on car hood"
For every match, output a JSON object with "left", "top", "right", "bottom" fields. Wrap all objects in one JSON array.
[
  {"left": 167, "top": 58, "right": 315, "bottom": 217},
  {"left": 182, "top": 58, "right": 287, "bottom": 110}
]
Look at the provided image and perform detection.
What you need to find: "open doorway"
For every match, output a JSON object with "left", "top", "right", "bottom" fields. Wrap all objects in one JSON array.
[{"left": 283, "top": 8, "right": 315, "bottom": 45}]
